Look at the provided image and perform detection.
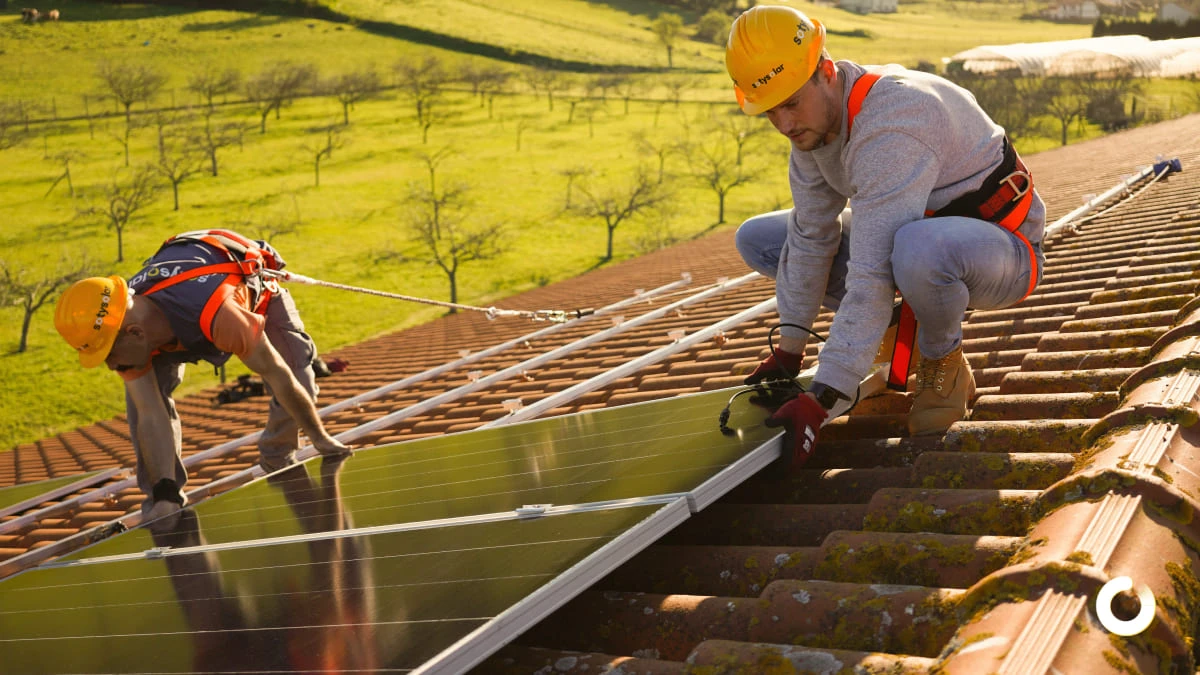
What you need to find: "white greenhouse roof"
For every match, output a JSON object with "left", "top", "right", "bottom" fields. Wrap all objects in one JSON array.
[{"left": 949, "top": 35, "right": 1200, "bottom": 78}]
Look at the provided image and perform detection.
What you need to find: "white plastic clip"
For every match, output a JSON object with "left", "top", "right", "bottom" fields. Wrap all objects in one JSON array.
[
  {"left": 668, "top": 329, "right": 686, "bottom": 342},
  {"left": 467, "top": 370, "right": 483, "bottom": 382},
  {"left": 516, "top": 504, "right": 552, "bottom": 517},
  {"left": 502, "top": 398, "right": 524, "bottom": 414},
  {"left": 146, "top": 547, "right": 171, "bottom": 559}
]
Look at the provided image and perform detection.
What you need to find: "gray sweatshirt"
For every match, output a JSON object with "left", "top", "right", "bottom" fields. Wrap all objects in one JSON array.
[{"left": 779, "top": 61, "right": 1046, "bottom": 396}]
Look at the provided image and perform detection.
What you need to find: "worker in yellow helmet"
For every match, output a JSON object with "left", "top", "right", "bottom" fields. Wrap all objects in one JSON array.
[
  {"left": 55, "top": 230, "right": 351, "bottom": 522},
  {"left": 728, "top": 3, "right": 1045, "bottom": 468}
]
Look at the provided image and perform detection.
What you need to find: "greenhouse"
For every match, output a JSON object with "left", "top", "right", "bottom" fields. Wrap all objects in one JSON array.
[{"left": 948, "top": 35, "right": 1200, "bottom": 77}]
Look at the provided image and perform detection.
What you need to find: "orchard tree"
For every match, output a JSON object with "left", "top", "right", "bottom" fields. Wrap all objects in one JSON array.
[
  {"left": 300, "top": 123, "right": 345, "bottom": 187},
  {"left": 399, "top": 180, "right": 506, "bottom": 312},
  {"left": 575, "top": 166, "right": 667, "bottom": 261},
  {"left": 395, "top": 55, "right": 453, "bottom": 143},
  {"left": 245, "top": 61, "right": 318, "bottom": 134},
  {"left": 0, "top": 255, "right": 96, "bottom": 353},
  {"left": 651, "top": 14, "right": 685, "bottom": 68},
  {"left": 187, "top": 65, "right": 242, "bottom": 112},
  {"left": 96, "top": 61, "right": 167, "bottom": 127},
  {"left": 78, "top": 165, "right": 160, "bottom": 262},
  {"left": 153, "top": 138, "right": 204, "bottom": 210},
  {"left": 324, "top": 67, "right": 382, "bottom": 125}
]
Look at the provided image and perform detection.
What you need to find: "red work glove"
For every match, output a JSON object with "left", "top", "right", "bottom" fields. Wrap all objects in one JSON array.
[
  {"left": 744, "top": 347, "right": 803, "bottom": 385},
  {"left": 764, "top": 394, "right": 828, "bottom": 472}
]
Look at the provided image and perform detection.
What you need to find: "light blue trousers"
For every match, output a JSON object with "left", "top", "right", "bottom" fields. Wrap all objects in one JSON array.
[{"left": 734, "top": 209, "right": 1044, "bottom": 359}]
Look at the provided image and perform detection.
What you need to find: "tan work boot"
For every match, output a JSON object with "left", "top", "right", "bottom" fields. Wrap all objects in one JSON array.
[{"left": 908, "top": 345, "right": 975, "bottom": 436}]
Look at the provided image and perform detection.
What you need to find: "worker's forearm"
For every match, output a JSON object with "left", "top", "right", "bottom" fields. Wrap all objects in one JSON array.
[{"left": 262, "top": 368, "right": 332, "bottom": 443}]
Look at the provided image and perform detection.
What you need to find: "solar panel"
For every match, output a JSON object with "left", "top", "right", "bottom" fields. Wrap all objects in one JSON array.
[
  {"left": 0, "top": 500, "right": 687, "bottom": 674},
  {"left": 0, "top": 388, "right": 782, "bottom": 673}
]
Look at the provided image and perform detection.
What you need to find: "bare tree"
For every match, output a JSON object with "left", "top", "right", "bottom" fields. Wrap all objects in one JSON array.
[
  {"left": 78, "top": 165, "right": 160, "bottom": 262},
  {"left": 478, "top": 68, "right": 512, "bottom": 119},
  {"left": 611, "top": 75, "right": 638, "bottom": 115},
  {"left": 662, "top": 75, "right": 698, "bottom": 108},
  {"left": 187, "top": 65, "right": 242, "bottom": 113},
  {"left": 414, "top": 145, "right": 456, "bottom": 194},
  {"left": 96, "top": 61, "right": 167, "bottom": 127},
  {"left": 108, "top": 112, "right": 149, "bottom": 168},
  {"left": 189, "top": 116, "right": 243, "bottom": 177},
  {"left": 245, "top": 61, "right": 318, "bottom": 134},
  {"left": 395, "top": 55, "right": 452, "bottom": 144},
  {"left": 514, "top": 117, "right": 533, "bottom": 152},
  {"left": 579, "top": 101, "right": 604, "bottom": 138},
  {"left": 0, "top": 255, "right": 97, "bottom": 353},
  {"left": 557, "top": 164, "right": 593, "bottom": 209},
  {"left": 45, "top": 149, "right": 83, "bottom": 198},
  {"left": 460, "top": 62, "right": 510, "bottom": 105},
  {"left": 715, "top": 111, "right": 770, "bottom": 165},
  {"left": 154, "top": 139, "right": 204, "bottom": 210},
  {"left": 525, "top": 67, "right": 565, "bottom": 112},
  {"left": 399, "top": 180, "right": 506, "bottom": 312},
  {"left": 684, "top": 134, "right": 759, "bottom": 224},
  {"left": 300, "top": 123, "right": 345, "bottom": 187},
  {"left": 150, "top": 108, "right": 195, "bottom": 158},
  {"left": 575, "top": 166, "right": 666, "bottom": 261},
  {"left": 324, "top": 67, "right": 382, "bottom": 125},
  {"left": 651, "top": 14, "right": 685, "bottom": 69},
  {"left": 0, "top": 102, "right": 30, "bottom": 150},
  {"left": 633, "top": 130, "right": 676, "bottom": 184}
]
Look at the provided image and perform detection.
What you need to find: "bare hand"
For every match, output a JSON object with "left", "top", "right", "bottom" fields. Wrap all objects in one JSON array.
[{"left": 313, "top": 435, "right": 353, "bottom": 458}]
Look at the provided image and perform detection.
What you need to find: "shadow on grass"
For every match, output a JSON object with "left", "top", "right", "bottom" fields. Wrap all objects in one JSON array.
[{"left": 180, "top": 15, "right": 293, "bottom": 32}]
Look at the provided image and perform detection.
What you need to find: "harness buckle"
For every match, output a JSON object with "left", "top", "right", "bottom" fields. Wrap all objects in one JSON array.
[{"left": 1001, "top": 170, "right": 1031, "bottom": 203}]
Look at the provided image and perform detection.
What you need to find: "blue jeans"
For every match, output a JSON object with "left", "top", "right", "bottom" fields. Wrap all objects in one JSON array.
[{"left": 734, "top": 208, "right": 1044, "bottom": 359}]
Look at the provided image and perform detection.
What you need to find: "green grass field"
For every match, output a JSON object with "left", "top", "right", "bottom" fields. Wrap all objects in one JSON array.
[{"left": 0, "top": 0, "right": 1194, "bottom": 453}]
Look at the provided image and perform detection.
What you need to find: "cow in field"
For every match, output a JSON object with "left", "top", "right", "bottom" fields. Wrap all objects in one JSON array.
[
  {"left": 48, "top": 8, "right": 59, "bottom": 21},
  {"left": 21, "top": 8, "right": 40, "bottom": 23}
]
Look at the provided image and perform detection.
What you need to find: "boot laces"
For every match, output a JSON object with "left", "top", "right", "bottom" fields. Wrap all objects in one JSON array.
[{"left": 916, "top": 351, "right": 957, "bottom": 395}]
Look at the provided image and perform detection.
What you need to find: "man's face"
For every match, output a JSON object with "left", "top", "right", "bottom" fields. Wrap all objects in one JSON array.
[
  {"left": 105, "top": 323, "right": 151, "bottom": 373},
  {"left": 764, "top": 67, "right": 840, "bottom": 151}
]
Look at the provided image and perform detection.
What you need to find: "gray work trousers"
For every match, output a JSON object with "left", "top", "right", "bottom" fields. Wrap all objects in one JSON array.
[{"left": 128, "top": 287, "right": 319, "bottom": 510}]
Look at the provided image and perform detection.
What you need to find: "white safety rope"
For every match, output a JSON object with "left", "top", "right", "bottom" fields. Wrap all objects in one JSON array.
[{"left": 263, "top": 269, "right": 591, "bottom": 323}]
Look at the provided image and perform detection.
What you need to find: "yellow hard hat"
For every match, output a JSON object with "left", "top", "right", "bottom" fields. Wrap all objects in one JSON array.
[
  {"left": 726, "top": 4, "right": 826, "bottom": 116},
  {"left": 54, "top": 275, "right": 130, "bottom": 368}
]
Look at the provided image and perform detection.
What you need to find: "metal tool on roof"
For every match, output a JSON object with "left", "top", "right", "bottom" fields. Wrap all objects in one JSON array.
[{"left": 261, "top": 269, "right": 594, "bottom": 323}]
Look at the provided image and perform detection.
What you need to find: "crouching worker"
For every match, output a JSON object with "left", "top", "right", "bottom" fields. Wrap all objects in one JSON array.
[
  {"left": 727, "top": 4, "right": 1045, "bottom": 463},
  {"left": 54, "top": 229, "right": 352, "bottom": 520}
]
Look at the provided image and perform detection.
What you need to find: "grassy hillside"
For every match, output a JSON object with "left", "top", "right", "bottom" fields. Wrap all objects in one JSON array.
[{"left": 0, "top": 0, "right": 1186, "bottom": 452}]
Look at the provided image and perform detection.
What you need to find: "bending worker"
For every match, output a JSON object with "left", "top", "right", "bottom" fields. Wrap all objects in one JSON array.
[
  {"left": 54, "top": 229, "right": 351, "bottom": 520},
  {"left": 730, "top": 4, "right": 1045, "bottom": 464}
]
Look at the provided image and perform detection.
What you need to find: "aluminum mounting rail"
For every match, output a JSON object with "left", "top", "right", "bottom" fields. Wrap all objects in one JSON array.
[
  {"left": 1043, "top": 159, "right": 1180, "bottom": 246},
  {"left": 329, "top": 271, "right": 763, "bottom": 446},
  {"left": 0, "top": 276, "right": 692, "bottom": 540},
  {"left": 483, "top": 295, "right": 778, "bottom": 427}
]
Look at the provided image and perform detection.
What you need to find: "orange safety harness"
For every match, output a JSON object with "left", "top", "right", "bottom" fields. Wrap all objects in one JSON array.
[
  {"left": 846, "top": 73, "right": 1037, "bottom": 390},
  {"left": 138, "top": 229, "right": 282, "bottom": 343}
]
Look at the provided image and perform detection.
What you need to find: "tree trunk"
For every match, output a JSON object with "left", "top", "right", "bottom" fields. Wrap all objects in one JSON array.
[
  {"left": 343, "top": 102, "right": 350, "bottom": 126},
  {"left": 18, "top": 308, "right": 33, "bottom": 353},
  {"left": 314, "top": 157, "right": 321, "bottom": 187},
  {"left": 448, "top": 271, "right": 458, "bottom": 312},
  {"left": 605, "top": 224, "right": 615, "bottom": 261},
  {"left": 116, "top": 226, "right": 124, "bottom": 262},
  {"left": 667, "top": 46, "right": 674, "bottom": 69},
  {"left": 172, "top": 182, "right": 180, "bottom": 211},
  {"left": 260, "top": 110, "right": 269, "bottom": 134},
  {"left": 718, "top": 192, "right": 726, "bottom": 224},
  {"left": 210, "top": 151, "right": 218, "bottom": 177}
]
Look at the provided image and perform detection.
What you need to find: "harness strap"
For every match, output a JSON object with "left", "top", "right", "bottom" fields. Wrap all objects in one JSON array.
[
  {"left": 844, "top": 72, "right": 1037, "bottom": 391},
  {"left": 158, "top": 230, "right": 279, "bottom": 315}
]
